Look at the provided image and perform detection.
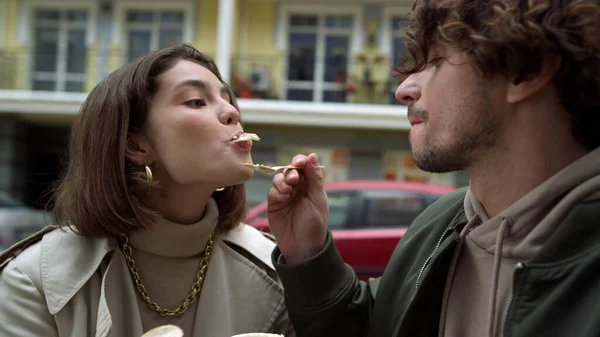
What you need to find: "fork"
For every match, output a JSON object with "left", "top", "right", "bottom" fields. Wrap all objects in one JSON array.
[{"left": 245, "top": 163, "right": 326, "bottom": 173}]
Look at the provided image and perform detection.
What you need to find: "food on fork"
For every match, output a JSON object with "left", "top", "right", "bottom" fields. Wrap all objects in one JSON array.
[
  {"left": 244, "top": 163, "right": 326, "bottom": 173},
  {"left": 232, "top": 133, "right": 260, "bottom": 142},
  {"left": 244, "top": 163, "right": 278, "bottom": 173}
]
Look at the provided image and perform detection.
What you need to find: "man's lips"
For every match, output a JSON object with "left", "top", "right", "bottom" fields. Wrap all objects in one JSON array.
[
  {"left": 409, "top": 118, "right": 423, "bottom": 126},
  {"left": 407, "top": 106, "right": 426, "bottom": 126}
]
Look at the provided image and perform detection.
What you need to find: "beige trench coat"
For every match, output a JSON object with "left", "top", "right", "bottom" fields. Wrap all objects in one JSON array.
[{"left": 0, "top": 224, "right": 295, "bottom": 337}]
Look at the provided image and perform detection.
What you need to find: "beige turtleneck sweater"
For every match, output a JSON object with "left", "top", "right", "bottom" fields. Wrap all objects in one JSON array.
[
  {"left": 120, "top": 198, "right": 219, "bottom": 335},
  {"left": 101, "top": 197, "right": 293, "bottom": 337},
  {"left": 440, "top": 147, "right": 600, "bottom": 337}
]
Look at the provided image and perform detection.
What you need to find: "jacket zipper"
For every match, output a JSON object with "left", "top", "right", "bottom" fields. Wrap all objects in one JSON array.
[
  {"left": 415, "top": 227, "right": 454, "bottom": 291},
  {"left": 503, "top": 262, "right": 526, "bottom": 334}
]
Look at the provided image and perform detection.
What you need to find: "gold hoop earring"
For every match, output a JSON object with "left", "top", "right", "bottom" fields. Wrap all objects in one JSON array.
[
  {"left": 215, "top": 187, "right": 225, "bottom": 192},
  {"left": 145, "top": 166, "right": 153, "bottom": 183}
]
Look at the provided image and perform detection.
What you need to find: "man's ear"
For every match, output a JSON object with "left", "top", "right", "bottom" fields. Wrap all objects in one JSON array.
[
  {"left": 507, "top": 54, "right": 561, "bottom": 104},
  {"left": 125, "top": 132, "right": 154, "bottom": 165}
]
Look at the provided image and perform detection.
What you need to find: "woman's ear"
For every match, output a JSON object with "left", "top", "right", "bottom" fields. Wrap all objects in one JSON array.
[{"left": 125, "top": 132, "right": 154, "bottom": 165}]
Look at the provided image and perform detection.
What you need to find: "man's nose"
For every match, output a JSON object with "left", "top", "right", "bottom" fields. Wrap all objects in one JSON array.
[{"left": 395, "top": 74, "right": 421, "bottom": 105}]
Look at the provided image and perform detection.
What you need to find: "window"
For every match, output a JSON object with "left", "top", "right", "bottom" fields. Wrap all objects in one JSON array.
[
  {"left": 0, "top": 1, "right": 6, "bottom": 48},
  {"left": 125, "top": 10, "right": 184, "bottom": 63},
  {"left": 0, "top": 192, "right": 25, "bottom": 207},
  {"left": 388, "top": 17, "right": 408, "bottom": 105},
  {"left": 363, "top": 191, "right": 426, "bottom": 228},
  {"left": 327, "top": 191, "right": 353, "bottom": 229},
  {"left": 31, "top": 9, "right": 88, "bottom": 92},
  {"left": 281, "top": 7, "right": 361, "bottom": 103}
]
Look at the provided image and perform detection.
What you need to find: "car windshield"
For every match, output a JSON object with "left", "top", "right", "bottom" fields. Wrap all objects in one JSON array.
[
  {"left": 0, "top": 192, "right": 26, "bottom": 207},
  {"left": 362, "top": 190, "right": 427, "bottom": 228}
]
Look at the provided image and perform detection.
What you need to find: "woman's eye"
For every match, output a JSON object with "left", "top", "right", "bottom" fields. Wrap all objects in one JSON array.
[{"left": 184, "top": 99, "right": 206, "bottom": 108}]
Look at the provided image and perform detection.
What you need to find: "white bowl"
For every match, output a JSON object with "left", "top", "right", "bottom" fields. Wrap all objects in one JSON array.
[
  {"left": 141, "top": 325, "right": 183, "bottom": 337},
  {"left": 231, "top": 332, "right": 284, "bottom": 337}
]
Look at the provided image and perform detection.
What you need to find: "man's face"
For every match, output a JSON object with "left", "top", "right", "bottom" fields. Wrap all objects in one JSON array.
[{"left": 395, "top": 45, "right": 507, "bottom": 173}]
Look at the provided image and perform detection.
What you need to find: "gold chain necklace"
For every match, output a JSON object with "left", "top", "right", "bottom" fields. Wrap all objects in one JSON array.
[{"left": 120, "top": 231, "right": 215, "bottom": 317}]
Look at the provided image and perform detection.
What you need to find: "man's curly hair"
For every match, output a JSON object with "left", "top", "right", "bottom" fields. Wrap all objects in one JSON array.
[{"left": 397, "top": 0, "right": 600, "bottom": 149}]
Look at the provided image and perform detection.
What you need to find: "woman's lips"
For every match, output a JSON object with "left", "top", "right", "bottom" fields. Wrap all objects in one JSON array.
[
  {"left": 230, "top": 132, "right": 259, "bottom": 151},
  {"left": 231, "top": 140, "right": 252, "bottom": 151}
]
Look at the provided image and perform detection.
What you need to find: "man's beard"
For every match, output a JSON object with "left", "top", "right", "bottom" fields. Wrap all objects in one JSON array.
[{"left": 409, "top": 106, "right": 498, "bottom": 174}]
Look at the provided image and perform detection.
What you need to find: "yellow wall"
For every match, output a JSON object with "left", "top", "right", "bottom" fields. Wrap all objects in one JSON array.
[
  {"left": 192, "top": 0, "right": 242, "bottom": 57},
  {"left": 4, "top": 0, "right": 18, "bottom": 46},
  {"left": 6, "top": 0, "right": 29, "bottom": 90},
  {"left": 232, "top": 0, "right": 240, "bottom": 55},
  {"left": 13, "top": 45, "right": 28, "bottom": 90},
  {"left": 244, "top": 0, "right": 279, "bottom": 55},
  {"left": 1, "top": 0, "right": 23, "bottom": 89},
  {"left": 85, "top": 43, "right": 99, "bottom": 92},
  {"left": 192, "top": 0, "right": 245, "bottom": 73},
  {"left": 107, "top": 45, "right": 122, "bottom": 75},
  {"left": 237, "top": 0, "right": 285, "bottom": 98},
  {"left": 194, "top": 0, "right": 219, "bottom": 56}
]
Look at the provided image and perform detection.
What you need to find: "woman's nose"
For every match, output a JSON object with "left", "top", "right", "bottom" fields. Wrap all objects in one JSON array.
[{"left": 220, "top": 101, "right": 240, "bottom": 125}]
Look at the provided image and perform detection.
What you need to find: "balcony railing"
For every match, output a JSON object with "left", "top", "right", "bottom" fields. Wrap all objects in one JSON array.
[
  {"left": 0, "top": 50, "right": 18, "bottom": 90},
  {"left": 230, "top": 54, "right": 405, "bottom": 106},
  {"left": 0, "top": 49, "right": 406, "bottom": 107}
]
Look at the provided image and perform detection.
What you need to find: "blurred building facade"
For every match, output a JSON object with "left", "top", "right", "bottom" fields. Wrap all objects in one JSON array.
[{"left": 0, "top": 0, "right": 468, "bottom": 209}]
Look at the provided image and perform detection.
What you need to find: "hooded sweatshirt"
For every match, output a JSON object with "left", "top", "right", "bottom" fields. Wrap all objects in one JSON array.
[{"left": 440, "top": 147, "right": 600, "bottom": 337}]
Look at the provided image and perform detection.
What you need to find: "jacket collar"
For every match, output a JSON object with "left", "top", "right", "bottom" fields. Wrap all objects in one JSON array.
[
  {"left": 41, "top": 228, "right": 114, "bottom": 314},
  {"left": 220, "top": 224, "right": 276, "bottom": 270},
  {"left": 39, "top": 224, "right": 275, "bottom": 315}
]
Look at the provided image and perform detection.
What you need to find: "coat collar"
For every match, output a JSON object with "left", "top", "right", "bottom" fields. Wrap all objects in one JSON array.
[
  {"left": 220, "top": 224, "right": 276, "bottom": 270},
  {"left": 39, "top": 224, "right": 275, "bottom": 315},
  {"left": 41, "top": 228, "right": 114, "bottom": 314}
]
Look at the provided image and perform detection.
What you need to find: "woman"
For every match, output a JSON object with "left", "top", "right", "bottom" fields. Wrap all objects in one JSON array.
[{"left": 0, "top": 44, "right": 294, "bottom": 337}]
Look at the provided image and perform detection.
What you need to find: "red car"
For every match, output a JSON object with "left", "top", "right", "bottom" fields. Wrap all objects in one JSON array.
[{"left": 246, "top": 180, "right": 456, "bottom": 280}]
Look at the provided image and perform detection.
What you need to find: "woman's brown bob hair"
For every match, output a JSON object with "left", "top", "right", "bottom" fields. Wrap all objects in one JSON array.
[{"left": 50, "top": 43, "right": 247, "bottom": 238}]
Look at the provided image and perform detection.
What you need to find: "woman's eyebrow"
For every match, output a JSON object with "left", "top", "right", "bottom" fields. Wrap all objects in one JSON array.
[
  {"left": 174, "top": 79, "right": 228, "bottom": 95},
  {"left": 174, "top": 79, "right": 210, "bottom": 92}
]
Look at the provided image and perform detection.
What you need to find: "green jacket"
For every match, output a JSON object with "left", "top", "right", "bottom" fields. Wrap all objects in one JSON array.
[{"left": 273, "top": 188, "right": 600, "bottom": 337}]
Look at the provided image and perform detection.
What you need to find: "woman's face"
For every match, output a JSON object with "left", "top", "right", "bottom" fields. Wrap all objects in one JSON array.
[{"left": 129, "top": 59, "right": 254, "bottom": 189}]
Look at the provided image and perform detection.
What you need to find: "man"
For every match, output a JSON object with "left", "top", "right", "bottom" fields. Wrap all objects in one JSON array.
[{"left": 266, "top": 0, "right": 600, "bottom": 337}]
